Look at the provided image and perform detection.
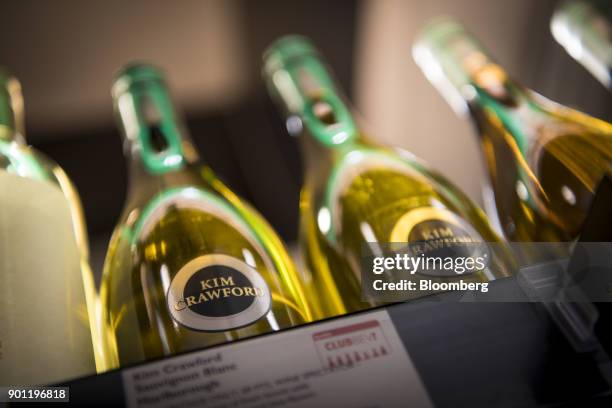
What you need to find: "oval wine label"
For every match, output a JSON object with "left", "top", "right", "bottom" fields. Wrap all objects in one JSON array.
[
  {"left": 167, "top": 254, "right": 271, "bottom": 331},
  {"left": 390, "top": 207, "right": 489, "bottom": 277}
]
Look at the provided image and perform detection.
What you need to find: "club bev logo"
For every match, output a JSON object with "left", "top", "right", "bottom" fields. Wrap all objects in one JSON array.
[
  {"left": 167, "top": 254, "right": 271, "bottom": 331},
  {"left": 313, "top": 320, "right": 391, "bottom": 369}
]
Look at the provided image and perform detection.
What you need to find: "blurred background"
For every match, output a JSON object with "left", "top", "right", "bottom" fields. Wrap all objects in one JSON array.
[{"left": 1, "top": 0, "right": 610, "bottom": 282}]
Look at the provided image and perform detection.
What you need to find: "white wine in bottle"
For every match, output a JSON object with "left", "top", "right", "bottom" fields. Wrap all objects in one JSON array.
[
  {"left": 263, "top": 36, "right": 515, "bottom": 320},
  {"left": 0, "top": 69, "right": 98, "bottom": 385},
  {"left": 413, "top": 18, "right": 612, "bottom": 242},
  {"left": 552, "top": 0, "right": 612, "bottom": 90},
  {"left": 100, "top": 64, "right": 312, "bottom": 369}
]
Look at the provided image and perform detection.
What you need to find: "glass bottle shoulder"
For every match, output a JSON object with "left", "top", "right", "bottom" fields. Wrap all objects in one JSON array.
[
  {"left": 305, "top": 136, "right": 480, "bottom": 208},
  {"left": 1, "top": 136, "right": 67, "bottom": 186},
  {"left": 104, "top": 162, "right": 292, "bottom": 278},
  {"left": 108, "top": 163, "right": 238, "bottom": 247},
  {"left": 302, "top": 135, "right": 497, "bottom": 244},
  {"left": 0, "top": 136, "right": 90, "bottom": 250},
  {"left": 472, "top": 82, "right": 612, "bottom": 149}
]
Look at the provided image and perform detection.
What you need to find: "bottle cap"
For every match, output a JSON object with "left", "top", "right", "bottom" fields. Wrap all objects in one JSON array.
[{"left": 263, "top": 35, "right": 319, "bottom": 78}]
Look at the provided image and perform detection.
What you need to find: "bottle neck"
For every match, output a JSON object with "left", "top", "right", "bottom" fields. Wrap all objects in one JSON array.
[
  {"left": 0, "top": 69, "right": 25, "bottom": 143},
  {"left": 113, "top": 65, "right": 199, "bottom": 182},
  {"left": 123, "top": 147, "right": 201, "bottom": 207},
  {"left": 413, "top": 19, "right": 554, "bottom": 153},
  {"left": 263, "top": 36, "right": 359, "bottom": 164},
  {"left": 551, "top": 0, "right": 612, "bottom": 88},
  {"left": 414, "top": 19, "right": 532, "bottom": 116}
]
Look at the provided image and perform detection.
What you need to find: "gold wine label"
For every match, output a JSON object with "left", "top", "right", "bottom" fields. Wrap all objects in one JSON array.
[
  {"left": 167, "top": 255, "right": 271, "bottom": 332},
  {"left": 390, "top": 207, "right": 488, "bottom": 277},
  {"left": 390, "top": 207, "right": 481, "bottom": 243},
  {"left": 135, "top": 188, "right": 277, "bottom": 333}
]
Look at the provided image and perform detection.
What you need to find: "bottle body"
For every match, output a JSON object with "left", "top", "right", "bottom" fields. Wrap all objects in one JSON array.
[
  {"left": 413, "top": 19, "right": 612, "bottom": 243},
  {"left": 264, "top": 36, "right": 515, "bottom": 320},
  {"left": 0, "top": 72, "right": 98, "bottom": 385},
  {"left": 471, "top": 88, "right": 612, "bottom": 242},
  {"left": 101, "top": 65, "right": 310, "bottom": 369},
  {"left": 300, "top": 139, "right": 515, "bottom": 318}
]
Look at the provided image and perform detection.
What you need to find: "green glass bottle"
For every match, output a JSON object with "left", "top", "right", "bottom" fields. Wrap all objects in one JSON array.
[
  {"left": 552, "top": 0, "right": 612, "bottom": 90},
  {"left": 100, "top": 64, "right": 311, "bottom": 369},
  {"left": 263, "top": 36, "right": 515, "bottom": 320},
  {"left": 413, "top": 18, "right": 612, "bottom": 242},
  {"left": 0, "top": 69, "right": 99, "bottom": 384}
]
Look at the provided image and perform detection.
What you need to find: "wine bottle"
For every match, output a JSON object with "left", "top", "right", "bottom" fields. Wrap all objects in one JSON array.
[
  {"left": 0, "top": 69, "right": 98, "bottom": 384},
  {"left": 263, "top": 36, "right": 514, "bottom": 319},
  {"left": 413, "top": 18, "right": 612, "bottom": 242},
  {"left": 100, "top": 64, "right": 311, "bottom": 368},
  {"left": 551, "top": 0, "right": 612, "bottom": 90}
]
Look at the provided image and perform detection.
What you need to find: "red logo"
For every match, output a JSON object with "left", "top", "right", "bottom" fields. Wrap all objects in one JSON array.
[{"left": 312, "top": 320, "right": 391, "bottom": 369}]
